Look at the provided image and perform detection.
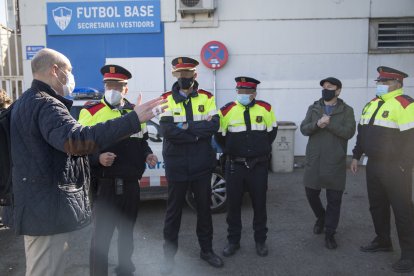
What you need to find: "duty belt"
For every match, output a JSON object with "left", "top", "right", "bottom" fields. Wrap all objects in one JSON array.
[{"left": 227, "top": 155, "right": 269, "bottom": 169}]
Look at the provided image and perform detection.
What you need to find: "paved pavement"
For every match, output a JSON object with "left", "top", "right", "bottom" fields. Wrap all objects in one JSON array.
[{"left": 0, "top": 165, "right": 412, "bottom": 276}]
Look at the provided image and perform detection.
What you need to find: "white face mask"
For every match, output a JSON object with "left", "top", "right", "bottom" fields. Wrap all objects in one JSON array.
[
  {"left": 57, "top": 68, "right": 75, "bottom": 97},
  {"left": 105, "top": 89, "right": 123, "bottom": 106},
  {"left": 376, "top": 84, "right": 389, "bottom": 97}
]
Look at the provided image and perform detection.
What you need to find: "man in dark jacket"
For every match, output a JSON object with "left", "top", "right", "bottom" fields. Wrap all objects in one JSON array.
[
  {"left": 79, "top": 64, "right": 158, "bottom": 276},
  {"left": 300, "top": 77, "right": 355, "bottom": 249},
  {"left": 10, "top": 48, "right": 165, "bottom": 276},
  {"left": 159, "top": 57, "right": 223, "bottom": 274}
]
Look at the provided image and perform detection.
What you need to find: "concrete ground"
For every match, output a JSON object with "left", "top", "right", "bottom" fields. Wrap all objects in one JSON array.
[{"left": 0, "top": 165, "right": 411, "bottom": 276}]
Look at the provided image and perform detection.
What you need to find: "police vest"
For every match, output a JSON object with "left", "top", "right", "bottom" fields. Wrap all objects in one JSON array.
[
  {"left": 160, "top": 89, "right": 218, "bottom": 122},
  {"left": 218, "top": 100, "right": 277, "bottom": 136},
  {"left": 360, "top": 88, "right": 414, "bottom": 131},
  {"left": 78, "top": 99, "right": 147, "bottom": 138},
  {"left": 356, "top": 88, "right": 414, "bottom": 161}
]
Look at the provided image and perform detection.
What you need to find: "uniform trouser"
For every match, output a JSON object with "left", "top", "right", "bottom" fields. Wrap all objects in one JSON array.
[
  {"left": 305, "top": 187, "right": 343, "bottom": 235},
  {"left": 90, "top": 178, "right": 140, "bottom": 276},
  {"left": 163, "top": 177, "right": 213, "bottom": 256},
  {"left": 24, "top": 232, "right": 70, "bottom": 276},
  {"left": 225, "top": 160, "right": 268, "bottom": 244},
  {"left": 366, "top": 160, "right": 414, "bottom": 259}
]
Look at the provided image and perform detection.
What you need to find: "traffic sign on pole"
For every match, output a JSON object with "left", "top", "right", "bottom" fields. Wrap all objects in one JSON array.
[{"left": 200, "top": 41, "right": 228, "bottom": 70}]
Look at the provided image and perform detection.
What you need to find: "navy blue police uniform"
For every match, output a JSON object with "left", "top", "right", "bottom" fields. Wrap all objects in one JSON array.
[
  {"left": 79, "top": 65, "right": 153, "bottom": 276},
  {"left": 159, "top": 57, "right": 224, "bottom": 273},
  {"left": 216, "top": 77, "right": 278, "bottom": 257}
]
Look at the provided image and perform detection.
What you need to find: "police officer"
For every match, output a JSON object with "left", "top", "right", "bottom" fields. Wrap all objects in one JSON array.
[
  {"left": 159, "top": 57, "right": 223, "bottom": 274},
  {"left": 79, "top": 65, "right": 158, "bottom": 276},
  {"left": 351, "top": 66, "right": 414, "bottom": 273},
  {"left": 216, "top": 77, "right": 277, "bottom": 257}
]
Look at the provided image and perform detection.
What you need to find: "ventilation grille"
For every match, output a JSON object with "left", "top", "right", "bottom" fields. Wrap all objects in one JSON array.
[
  {"left": 377, "top": 22, "right": 414, "bottom": 48},
  {"left": 181, "top": 0, "right": 201, "bottom": 8}
]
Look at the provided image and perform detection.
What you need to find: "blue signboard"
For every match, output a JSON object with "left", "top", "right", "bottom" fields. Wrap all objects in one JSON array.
[
  {"left": 47, "top": 0, "right": 160, "bottom": 35},
  {"left": 26, "top": 45, "right": 45, "bottom": 60}
]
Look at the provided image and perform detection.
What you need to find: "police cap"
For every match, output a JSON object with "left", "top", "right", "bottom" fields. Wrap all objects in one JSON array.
[
  {"left": 235, "top": 76, "right": 261, "bottom": 89},
  {"left": 320, "top": 77, "right": 342, "bottom": 89},
  {"left": 171, "top": 57, "right": 199, "bottom": 72},
  {"left": 375, "top": 66, "right": 408, "bottom": 82},
  {"left": 100, "top": 64, "right": 132, "bottom": 83}
]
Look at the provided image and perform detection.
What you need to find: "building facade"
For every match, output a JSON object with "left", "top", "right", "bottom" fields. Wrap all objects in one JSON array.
[{"left": 18, "top": 0, "right": 414, "bottom": 155}]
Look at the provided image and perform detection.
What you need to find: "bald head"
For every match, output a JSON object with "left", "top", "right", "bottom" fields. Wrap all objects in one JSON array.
[
  {"left": 31, "top": 48, "right": 71, "bottom": 76},
  {"left": 30, "top": 48, "right": 73, "bottom": 96}
]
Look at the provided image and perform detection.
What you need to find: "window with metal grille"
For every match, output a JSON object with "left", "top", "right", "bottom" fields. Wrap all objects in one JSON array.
[{"left": 369, "top": 18, "right": 414, "bottom": 53}]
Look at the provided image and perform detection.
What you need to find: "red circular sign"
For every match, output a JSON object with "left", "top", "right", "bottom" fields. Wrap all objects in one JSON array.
[{"left": 200, "top": 41, "right": 229, "bottom": 70}]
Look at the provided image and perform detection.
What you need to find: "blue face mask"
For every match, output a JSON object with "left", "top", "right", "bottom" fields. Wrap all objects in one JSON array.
[
  {"left": 376, "top": 84, "right": 389, "bottom": 97},
  {"left": 237, "top": 94, "right": 252, "bottom": 106}
]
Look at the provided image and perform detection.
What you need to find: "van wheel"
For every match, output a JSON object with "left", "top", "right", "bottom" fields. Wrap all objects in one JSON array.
[{"left": 185, "top": 168, "right": 227, "bottom": 214}]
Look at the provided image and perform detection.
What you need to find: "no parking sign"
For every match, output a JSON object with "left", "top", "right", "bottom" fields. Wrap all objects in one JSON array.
[{"left": 200, "top": 41, "right": 228, "bottom": 70}]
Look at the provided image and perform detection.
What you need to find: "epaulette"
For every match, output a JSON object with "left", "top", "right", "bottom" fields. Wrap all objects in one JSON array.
[
  {"left": 395, "top": 95, "right": 414, "bottom": 109},
  {"left": 255, "top": 100, "right": 272, "bottom": 112},
  {"left": 83, "top": 102, "right": 105, "bottom": 116},
  {"left": 370, "top": 97, "right": 381, "bottom": 102},
  {"left": 198, "top": 89, "right": 213, "bottom": 99},
  {"left": 83, "top": 100, "right": 101, "bottom": 108},
  {"left": 161, "top": 91, "right": 173, "bottom": 100},
  {"left": 220, "top": 102, "right": 237, "bottom": 116}
]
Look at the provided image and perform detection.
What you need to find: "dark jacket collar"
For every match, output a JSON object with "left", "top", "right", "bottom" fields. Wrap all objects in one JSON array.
[
  {"left": 171, "top": 80, "right": 200, "bottom": 103},
  {"left": 31, "top": 79, "right": 73, "bottom": 109},
  {"left": 315, "top": 98, "right": 345, "bottom": 114}
]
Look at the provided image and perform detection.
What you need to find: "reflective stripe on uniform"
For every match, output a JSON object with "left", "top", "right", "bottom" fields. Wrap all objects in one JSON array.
[
  {"left": 130, "top": 125, "right": 148, "bottom": 138},
  {"left": 400, "top": 121, "right": 414, "bottom": 131},
  {"left": 173, "top": 115, "right": 186, "bottom": 123}
]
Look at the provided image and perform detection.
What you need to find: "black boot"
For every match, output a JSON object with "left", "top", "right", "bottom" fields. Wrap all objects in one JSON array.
[
  {"left": 223, "top": 243, "right": 240, "bottom": 257},
  {"left": 325, "top": 233, "right": 337, "bottom": 249},
  {"left": 360, "top": 237, "right": 393, "bottom": 253},
  {"left": 392, "top": 258, "right": 414, "bottom": 273},
  {"left": 200, "top": 250, "right": 224, "bottom": 268},
  {"left": 255, "top": 242, "right": 268, "bottom": 257}
]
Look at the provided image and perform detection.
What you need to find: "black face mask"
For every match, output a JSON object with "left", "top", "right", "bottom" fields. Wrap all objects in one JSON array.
[
  {"left": 178, "top": 77, "right": 194, "bottom": 90},
  {"left": 322, "top": 89, "right": 336, "bottom": 101}
]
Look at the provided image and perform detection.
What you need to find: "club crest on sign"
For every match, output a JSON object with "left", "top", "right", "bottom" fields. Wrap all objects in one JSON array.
[{"left": 53, "top": 7, "right": 72, "bottom": 31}]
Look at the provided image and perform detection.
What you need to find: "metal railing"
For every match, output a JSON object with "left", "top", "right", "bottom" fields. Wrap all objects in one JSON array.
[{"left": 0, "top": 26, "right": 23, "bottom": 101}]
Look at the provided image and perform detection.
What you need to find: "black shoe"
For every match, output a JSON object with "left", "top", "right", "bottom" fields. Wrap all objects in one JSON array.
[
  {"left": 223, "top": 243, "right": 240, "bottom": 257},
  {"left": 200, "top": 251, "right": 224, "bottom": 268},
  {"left": 313, "top": 217, "right": 325, "bottom": 235},
  {"left": 255, "top": 242, "right": 268, "bottom": 257},
  {"left": 360, "top": 237, "right": 393, "bottom": 253},
  {"left": 325, "top": 234, "right": 338, "bottom": 250},
  {"left": 160, "top": 257, "right": 174, "bottom": 275},
  {"left": 392, "top": 258, "right": 414, "bottom": 273}
]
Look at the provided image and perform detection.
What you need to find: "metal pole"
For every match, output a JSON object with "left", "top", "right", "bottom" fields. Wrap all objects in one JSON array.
[{"left": 213, "top": 69, "right": 216, "bottom": 98}]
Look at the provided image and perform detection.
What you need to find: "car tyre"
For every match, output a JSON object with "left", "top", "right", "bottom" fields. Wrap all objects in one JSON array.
[{"left": 185, "top": 167, "right": 227, "bottom": 214}]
